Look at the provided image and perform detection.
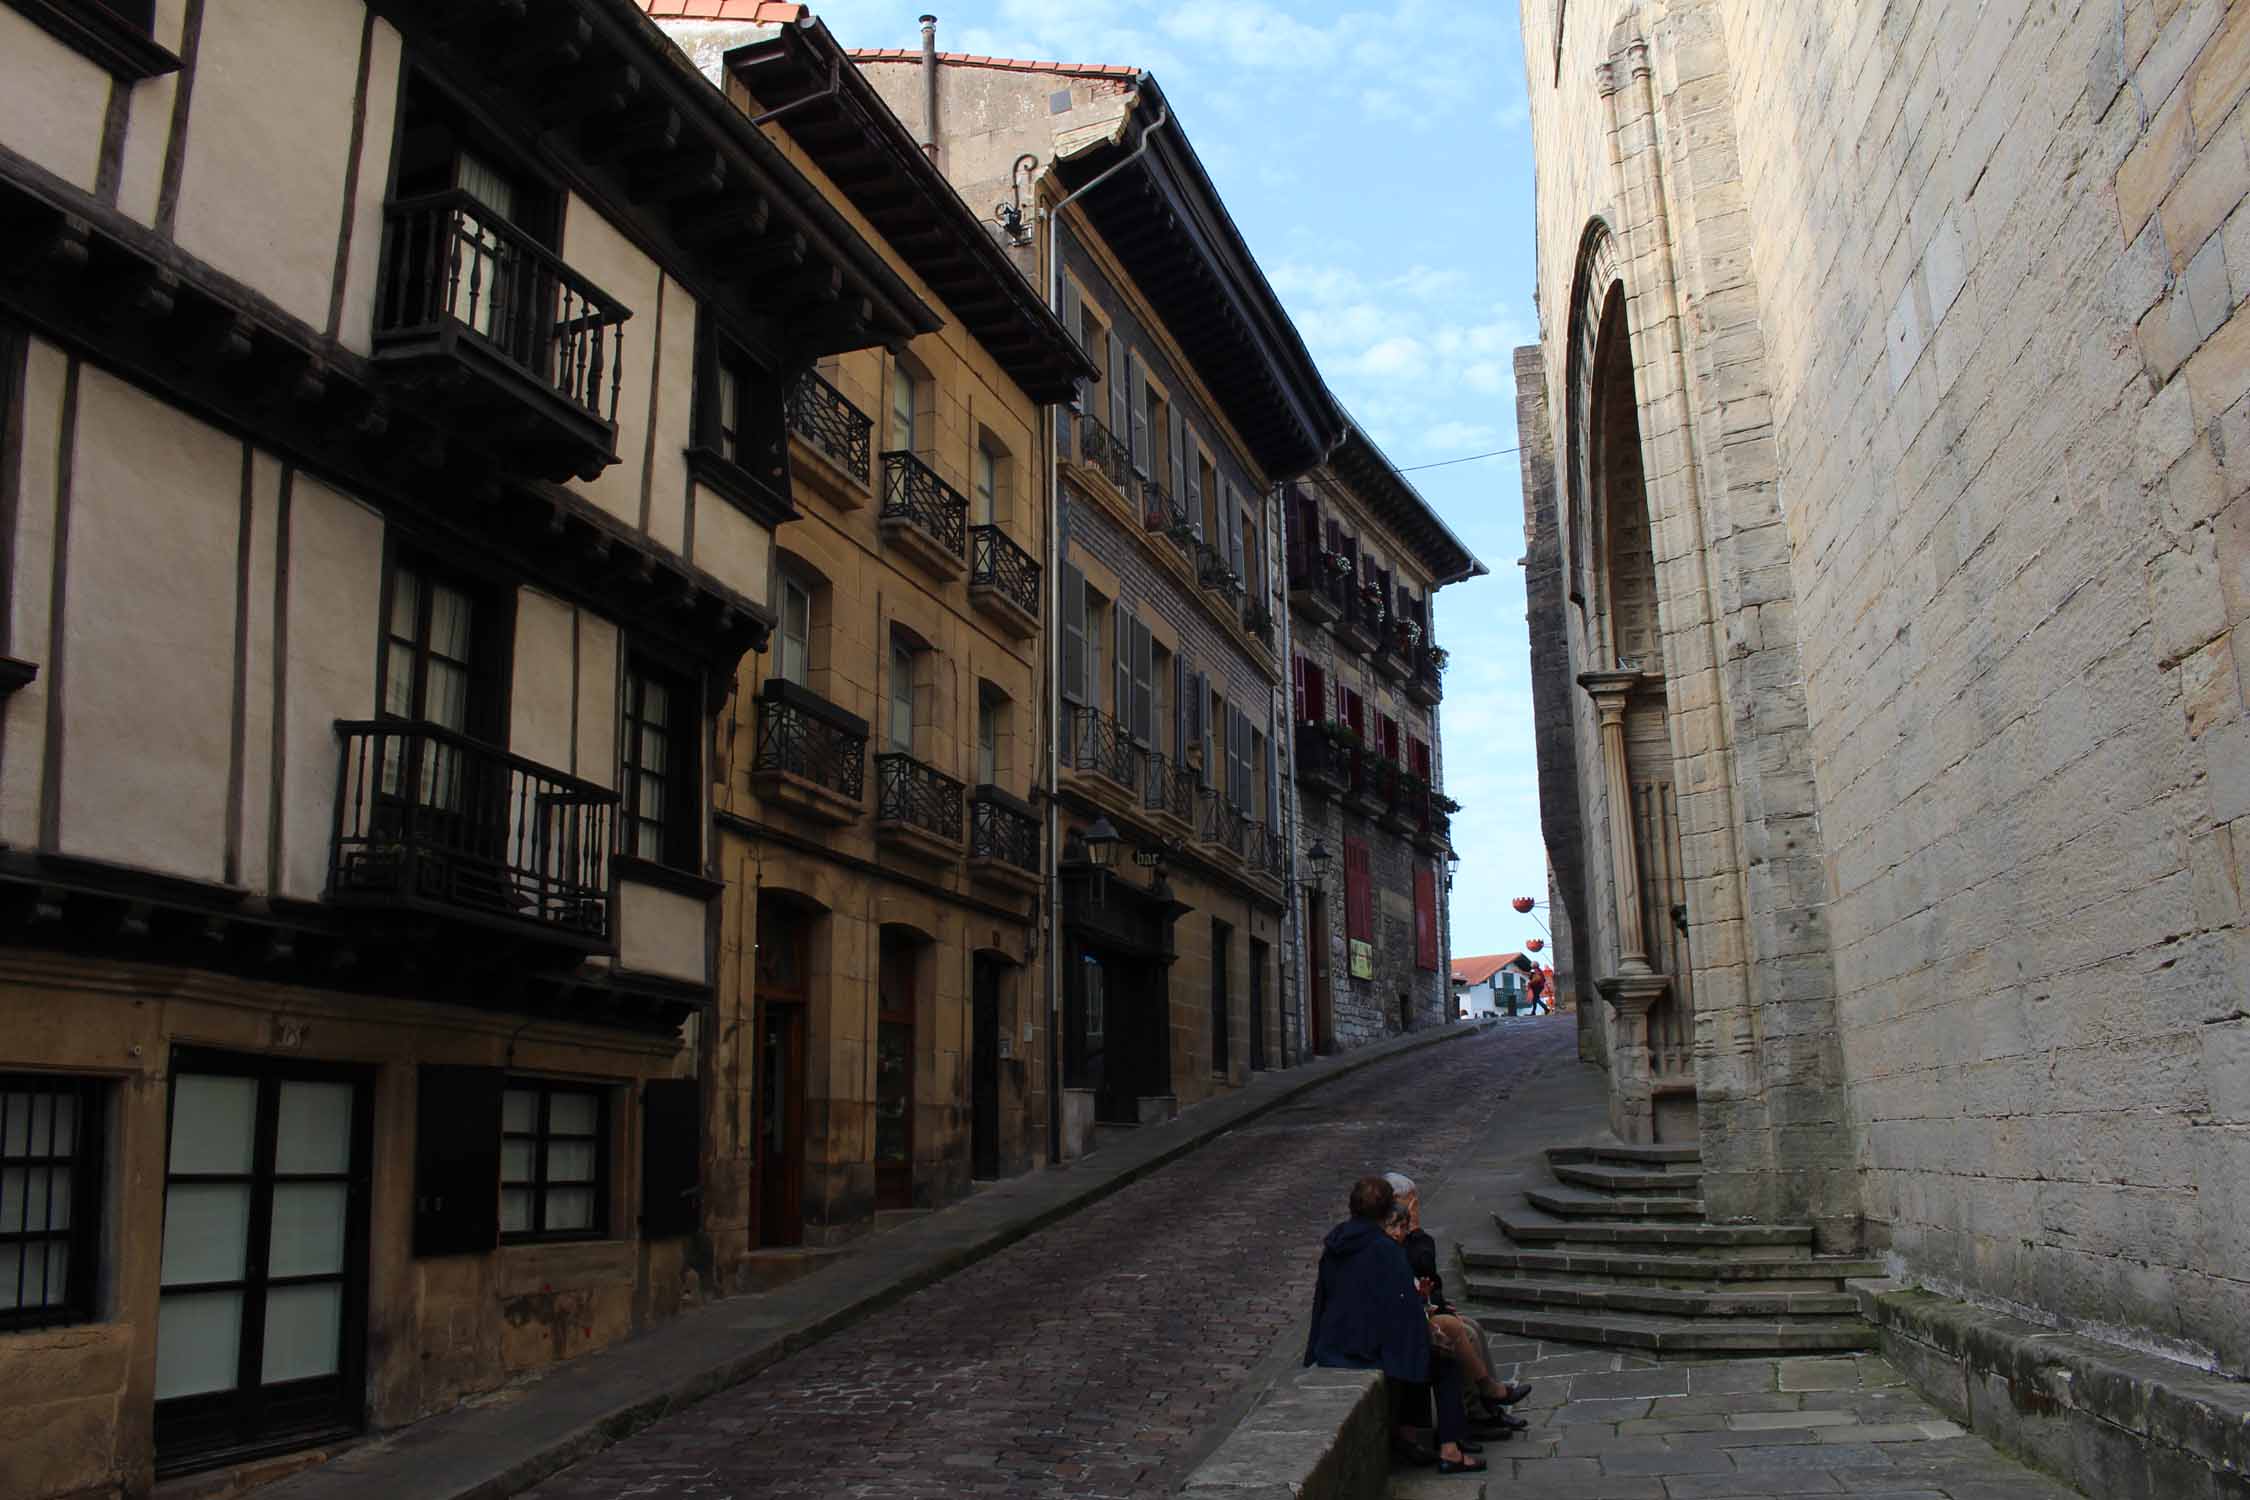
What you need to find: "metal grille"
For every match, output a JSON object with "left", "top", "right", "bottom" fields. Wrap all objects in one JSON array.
[
  {"left": 1077, "top": 414, "right": 1132, "bottom": 491},
  {"left": 1198, "top": 787, "right": 1248, "bottom": 857},
  {"left": 877, "top": 753, "right": 966, "bottom": 845},
  {"left": 881, "top": 450, "right": 969, "bottom": 560},
  {"left": 970, "top": 792, "right": 1040, "bottom": 873},
  {"left": 376, "top": 190, "right": 627, "bottom": 423},
  {"left": 1069, "top": 706, "right": 1144, "bottom": 791},
  {"left": 1144, "top": 751, "right": 1195, "bottom": 823},
  {"left": 1197, "top": 542, "right": 1241, "bottom": 595},
  {"left": 970, "top": 525, "right": 1042, "bottom": 618},
  {"left": 1143, "top": 478, "right": 1191, "bottom": 542},
  {"left": 754, "top": 690, "right": 867, "bottom": 803},
  {"left": 787, "top": 368, "right": 873, "bottom": 483},
  {"left": 330, "top": 720, "right": 615, "bottom": 938},
  {"left": 0, "top": 1076, "right": 99, "bottom": 1331}
]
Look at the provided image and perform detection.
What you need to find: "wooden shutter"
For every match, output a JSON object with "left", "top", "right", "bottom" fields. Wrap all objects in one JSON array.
[
  {"left": 1188, "top": 670, "right": 1208, "bottom": 786},
  {"left": 1307, "top": 661, "right": 1327, "bottom": 723},
  {"left": 1411, "top": 737, "right": 1431, "bottom": 777},
  {"left": 1108, "top": 329, "right": 1130, "bottom": 443},
  {"left": 1127, "top": 350, "right": 1148, "bottom": 473},
  {"left": 1231, "top": 706, "right": 1251, "bottom": 810},
  {"left": 1291, "top": 655, "right": 1307, "bottom": 722},
  {"left": 1266, "top": 713, "right": 1281, "bottom": 825},
  {"left": 1060, "top": 563, "right": 1087, "bottom": 706},
  {"left": 1060, "top": 277, "right": 1090, "bottom": 413},
  {"left": 1345, "top": 838, "right": 1373, "bottom": 942},
  {"left": 1414, "top": 867, "right": 1439, "bottom": 971},
  {"left": 1219, "top": 482, "right": 1238, "bottom": 571},
  {"left": 1114, "top": 605, "right": 1132, "bottom": 723},
  {"left": 1174, "top": 652, "right": 1189, "bottom": 764},
  {"left": 1131, "top": 618, "right": 1154, "bottom": 745},
  {"left": 639, "top": 1077, "right": 701, "bottom": 1238},
  {"left": 414, "top": 1064, "right": 503, "bottom": 1257},
  {"left": 1184, "top": 429, "right": 1203, "bottom": 519},
  {"left": 1167, "top": 405, "right": 1186, "bottom": 510}
]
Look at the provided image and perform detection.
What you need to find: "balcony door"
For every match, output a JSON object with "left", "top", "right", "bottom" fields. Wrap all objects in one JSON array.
[{"left": 154, "top": 1052, "right": 371, "bottom": 1475}]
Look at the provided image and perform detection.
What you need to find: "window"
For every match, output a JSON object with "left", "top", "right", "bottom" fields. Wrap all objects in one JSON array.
[
  {"left": 714, "top": 356, "right": 746, "bottom": 465},
  {"left": 1086, "top": 587, "right": 1110, "bottom": 715},
  {"left": 381, "top": 559, "right": 484, "bottom": 734},
  {"left": 1251, "top": 730, "right": 1268, "bottom": 821},
  {"left": 500, "top": 1082, "right": 607, "bottom": 1240},
  {"left": 888, "top": 635, "right": 917, "bottom": 753},
  {"left": 1152, "top": 643, "right": 1174, "bottom": 756},
  {"left": 622, "top": 662, "right": 694, "bottom": 867},
  {"left": 776, "top": 574, "right": 812, "bottom": 687},
  {"left": 1200, "top": 454, "right": 1220, "bottom": 542},
  {"left": 1144, "top": 386, "right": 1169, "bottom": 485},
  {"left": 974, "top": 440, "right": 1001, "bottom": 527},
  {"left": 0, "top": 1075, "right": 103, "bottom": 1330},
  {"left": 889, "top": 360, "right": 923, "bottom": 454},
  {"left": 978, "top": 687, "right": 1005, "bottom": 785}
]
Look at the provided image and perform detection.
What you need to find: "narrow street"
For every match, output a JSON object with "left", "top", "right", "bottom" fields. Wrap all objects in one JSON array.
[{"left": 524, "top": 1019, "right": 1578, "bottom": 1499}]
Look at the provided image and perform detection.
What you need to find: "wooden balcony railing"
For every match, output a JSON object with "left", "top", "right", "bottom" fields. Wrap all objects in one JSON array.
[
  {"left": 970, "top": 785, "right": 1040, "bottom": 875},
  {"left": 787, "top": 368, "right": 872, "bottom": 483},
  {"left": 752, "top": 679, "right": 866, "bottom": 805},
  {"left": 970, "top": 525, "right": 1042, "bottom": 620},
  {"left": 880, "top": 450, "right": 969, "bottom": 563},
  {"left": 329, "top": 720, "right": 614, "bottom": 942},
  {"left": 375, "top": 190, "right": 627, "bottom": 456},
  {"left": 876, "top": 753, "right": 965, "bottom": 849}
]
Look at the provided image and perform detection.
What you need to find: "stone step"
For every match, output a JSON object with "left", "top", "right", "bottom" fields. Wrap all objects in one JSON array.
[
  {"left": 1550, "top": 1142, "right": 1702, "bottom": 1168},
  {"left": 1524, "top": 1187, "right": 1706, "bottom": 1219},
  {"left": 1550, "top": 1161, "right": 1703, "bottom": 1195},
  {"left": 1465, "top": 1304, "right": 1876, "bottom": 1353},
  {"left": 1495, "top": 1207, "right": 1814, "bottom": 1255},
  {"left": 1458, "top": 1244, "right": 1887, "bottom": 1287},
  {"left": 1461, "top": 1275, "right": 1863, "bottom": 1319}
]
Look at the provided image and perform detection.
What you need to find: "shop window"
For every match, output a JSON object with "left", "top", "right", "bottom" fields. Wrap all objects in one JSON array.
[
  {"left": 0, "top": 1075, "right": 104, "bottom": 1331},
  {"left": 500, "top": 1082, "right": 609, "bottom": 1241}
]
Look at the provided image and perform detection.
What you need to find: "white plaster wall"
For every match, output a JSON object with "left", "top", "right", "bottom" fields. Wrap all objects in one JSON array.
[
  {"left": 114, "top": 0, "right": 194, "bottom": 227},
  {"left": 277, "top": 477, "right": 383, "bottom": 901},
  {"left": 173, "top": 0, "right": 366, "bottom": 328},
  {"left": 617, "top": 880, "right": 709, "bottom": 985},
  {"left": 0, "top": 341, "right": 74, "bottom": 851},
  {"left": 559, "top": 195, "right": 663, "bottom": 530},
  {"left": 56, "top": 370, "right": 239, "bottom": 883},
  {"left": 575, "top": 613, "right": 620, "bottom": 792},
  {"left": 509, "top": 588, "right": 577, "bottom": 776},
  {"left": 0, "top": 8, "right": 109, "bottom": 194},
  {"left": 691, "top": 486, "right": 772, "bottom": 606},
  {"left": 335, "top": 17, "right": 404, "bottom": 354},
  {"left": 236, "top": 450, "right": 287, "bottom": 892}
]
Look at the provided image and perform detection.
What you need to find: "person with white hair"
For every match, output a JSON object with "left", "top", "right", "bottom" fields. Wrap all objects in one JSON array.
[{"left": 1384, "top": 1172, "right": 1533, "bottom": 1421}]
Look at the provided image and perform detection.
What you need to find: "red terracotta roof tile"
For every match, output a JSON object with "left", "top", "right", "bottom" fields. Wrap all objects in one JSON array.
[
  {"left": 845, "top": 47, "right": 1139, "bottom": 79},
  {"left": 1450, "top": 953, "right": 1525, "bottom": 988}
]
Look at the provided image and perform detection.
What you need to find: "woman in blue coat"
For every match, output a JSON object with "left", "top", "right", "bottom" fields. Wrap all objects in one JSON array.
[{"left": 1304, "top": 1176, "right": 1482, "bottom": 1473}]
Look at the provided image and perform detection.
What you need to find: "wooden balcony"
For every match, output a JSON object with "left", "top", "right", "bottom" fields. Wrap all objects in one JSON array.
[
  {"left": 879, "top": 450, "right": 969, "bottom": 582},
  {"left": 787, "top": 368, "right": 873, "bottom": 495},
  {"left": 969, "top": 525, "right": 1041, "bottom": 639},
  {"left": 875, "top": 752, "right": 966, "bottom": 863},
  {"left": 373, "top": 190, "right": 628, "bottom": 482},
  {"left": 968, "top": 785, "right": 1042, "bottom": 894},
  {"left": 750, "top": 679, "right": 866, "bottom": 825},
  {"left": 327, "top": 720, "right": 614, "bottom": 950}
]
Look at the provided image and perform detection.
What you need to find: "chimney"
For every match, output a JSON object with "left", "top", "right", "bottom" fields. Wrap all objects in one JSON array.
[{"left": 920, "top": 14, "right": 940, "bottom": 165}]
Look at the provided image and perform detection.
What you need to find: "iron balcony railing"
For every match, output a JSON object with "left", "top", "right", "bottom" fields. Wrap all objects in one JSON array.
[
  {"left": 970, "top": 525, "right": 1042, "bottom": 618},
  {"left": 1293, "top": 722, "right": 1353, "bottom": 791},
  {"left": 1068, "top": 705, "right": 1144, "bottom": 791},
  {"left": 881, "top": 450, "right": 969, "bottom": 561},
  {"left": 787, "top": 368, "right": 873, "bottom": 482},
  {"left": 1287, "top": 547, "right": 1349, "bottom": 608},
  {"left": 1075, "top": 413, "right": 1132, "bottom": 491},
  {"left": 876, "top": 753, "right": 965, "bottom": 847},
  {"left": 376, "top": 189, "right": 627, "bottom": 426},
  {"left": 329, "top": 720, "right": 615, "bottom": 939},
  {"left": 970, "top": 786, "right": 1040, "bottom": 874},
  {"left": 1143, "top": 751, "right": 1195, "bottom": 823},
  {"left": 1142, "top": 478, "right": 1193, "bottom": 544},
  {"left": 1256, "top": 825, "right": 1288, "bottom": 880},
  {"left": 1242, "top": 597, "right": 1276, "bottom": 647},
  {"left": 1197, "top": 542, "right": 1241, "bottom": 595},
  {"left": 753, "top": 678, "right": 866, "bottom": 803},
  {"left": 1198, "top": 787, "right": 1248, "bottom": 858}
]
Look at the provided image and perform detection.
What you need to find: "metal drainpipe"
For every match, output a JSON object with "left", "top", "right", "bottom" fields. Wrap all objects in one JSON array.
[
  {"left": 1038, "top": 93, "right": 1170, "bottom": 1163},
  {"left": 920, "top": 15, "right": 940, "bottom": 165},
  {"left": 1271, "top": 482, "right": 1299, "bottom": 1068}
]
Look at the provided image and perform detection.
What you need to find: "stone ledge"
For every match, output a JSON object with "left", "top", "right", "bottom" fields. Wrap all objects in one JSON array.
[
  {"left": 1180, "top": 1366, "right": 1388, "bottom": 1500},
  {"left": 1850, "top": 1278, "right": 2250, "bottom": 1499}
]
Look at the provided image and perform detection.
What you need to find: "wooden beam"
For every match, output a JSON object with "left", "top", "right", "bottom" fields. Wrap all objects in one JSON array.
[{"left": 627, "top": 149, "right": 725, "bottom": 205}]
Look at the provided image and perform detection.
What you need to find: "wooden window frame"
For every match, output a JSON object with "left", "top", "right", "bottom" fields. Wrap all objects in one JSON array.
[
  {"left": 499, "top": 1080, "right": 611, "bottom": 1244},
  {"left": 5, "top": 0, "right": 179, "bottom": 80},
  {"left": 620, "top": 657, "right": 698, "bottom": 871},
  {"left": 375, "top": 544, "right": 513, "bottom": 746},
  {"left": 0, "top": 1074, "right": 105, "bottom": 1332}
]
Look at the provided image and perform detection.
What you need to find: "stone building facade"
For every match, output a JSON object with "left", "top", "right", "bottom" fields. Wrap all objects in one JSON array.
[
  {"left": 1516, "top": 0, "right": 2250, "bottom": 1383},
  {"left": 0, "top": 0, "right": 948, "bottom": 1492},
  {"left": 1283, "top": 435, "right": 1481, "bottom": 1053}
]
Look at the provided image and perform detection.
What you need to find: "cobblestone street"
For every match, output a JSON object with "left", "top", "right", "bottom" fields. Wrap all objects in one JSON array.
[{"left": 523, "top": 1019, "right": 1574, "bottom": 1499}]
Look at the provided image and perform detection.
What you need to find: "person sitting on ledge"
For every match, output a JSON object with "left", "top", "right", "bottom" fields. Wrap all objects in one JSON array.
[
  {"left": 1383, "top": 1171, "right": 1532, "bottom": 1424},
  {"left": 1304, "top": 1174, "right": 1485, "bottom": 1474}
]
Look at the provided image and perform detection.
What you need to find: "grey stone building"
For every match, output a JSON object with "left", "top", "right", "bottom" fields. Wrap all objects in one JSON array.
[
  {"left": 1515, "top": 0, "right": 2249, "bottom": 1403},
  {"left": 1283, "top": 435, "right": 1484, "bottom": 1052}
]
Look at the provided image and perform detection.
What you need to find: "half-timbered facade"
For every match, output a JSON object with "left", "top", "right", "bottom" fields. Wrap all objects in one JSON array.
[{"left": 0, "top": 0, "right": 941, "bottom": 1492}]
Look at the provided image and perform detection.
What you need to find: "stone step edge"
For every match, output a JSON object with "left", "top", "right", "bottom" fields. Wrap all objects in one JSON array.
[
  {"left": 1495, "top": 1210, "right": 1815, "bottom": 1247},
  {"left": 1550, "top": 1162, "right": 1704, "bottom": 1194},
  {"left": 1458, "top": 1245, "right": 1886, "bottom": 1282},
  {"left": 1469, "top": 1307, "right": 1877, "bottom": 1352},
  {"left": 1548, "top": 1143, "right": 1703, "bottom": 1167},
  {"left": 1525, "top": 1187, "right": 1707, "bottom": 1219},
  {"left": 1461, "top": 1275, "right": 1861, "bottom": 1318}
]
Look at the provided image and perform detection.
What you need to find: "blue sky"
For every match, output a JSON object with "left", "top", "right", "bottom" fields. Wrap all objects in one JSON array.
[{"left": 810, "top": 0, "right": 1556, "bottom": 965}]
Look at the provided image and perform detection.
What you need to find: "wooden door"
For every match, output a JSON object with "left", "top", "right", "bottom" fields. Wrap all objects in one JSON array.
[
  {"left": 971, "top": 955, "right": 1001, "bottom": 1181},
  {"left": 753, "top": 903, "right": 808, "bottom": 1248},
  {"left": 1248, "top": 940, "right": 1268, "bottom": 1071},
  {"left": 1306, "top": 893, "right": 1333, "bottom": 1055}
]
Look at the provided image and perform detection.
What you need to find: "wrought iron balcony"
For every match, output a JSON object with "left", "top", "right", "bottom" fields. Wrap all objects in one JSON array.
[
  {"left": 1067, "top": 706, "right": 1144, "bottom": 793},
  {"left": 1142, "top": 478, "right": 1192, "bottom": 545},
  {"left": 1196, "top": 542, "right": 1241, "bottom": 597},
  {"left": 786, "top": 368, "right": 872, "bottom": 485},
  {"left": 1250, "top": 824, "right": 1288, "bottom": 883},
  {"left": 1293, "top": 722, "right": 1351, "bottom": 797},
  {"left": 1334, "top": 582, "right": 1382, "bottom": 656},
  {"left": 969, "top": 525, "right": 1041, "bottom": 638},
  {"left": 1380, "top": 764, "right": 1423, "bottom": 836},
  {"left": 1198, "top": 787, "right": 1248, "bottom": 859},
  {"left": 969, "top": 784, "right": 1041, "bottom": 890},
  {"left": 1242, "top": 597, "right": 1276, "bottom": 650},
  {"left": 1415, "top": 794, "right": 1454, "bottom": 856},
  {"left": 1407, "top": 644, "right": 1445, "bottom": 708},
  {"left": 875, "top": 752, "right": 965, "bottom": 860},
  {"left": 751, "top": 678, "right": 866, "bottom": 824},
  {"left": 1287, "top": 549, "right": 1347, "bottom": 627},
  {"left": 1073, "top": 413, "right": 1132, "bottom": 492},
  {"left": 374, "top": 189, "right": 628, "bottom": 482},
  {"left": 1346, "top": 747, "right": 1386, "bottom": 818},
  {"left": 1143, "top": 751, "right": 1196, "bottom": 827},
  {"left": 328, "top": 720, "right": 614, "bottom": 945},
  {"left": 879, "top": 450, "right": 969, "bottom": 580}
]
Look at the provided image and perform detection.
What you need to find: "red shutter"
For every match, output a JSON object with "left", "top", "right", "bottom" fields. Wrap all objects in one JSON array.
[
  {"left": 1309, "top": 662, "right": 1327, "bottom": 723},
  {"left": 1345, "top": 838, "right": 1373, "bottom": 942},
  {"left": 1411, "top": 738, "right": 1431, "bottom": 777},
  {"left": 1414, "top": 867, "right": 1438, "bottom": 971},
  {"left": 1292, "top": 655, "right": 1307, "bottom": 722}
]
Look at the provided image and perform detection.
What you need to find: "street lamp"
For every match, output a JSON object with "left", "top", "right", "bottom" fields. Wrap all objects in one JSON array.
[
  {"left": 1081, "top": 817, "right": 1121, "bottom": 871},
  {"left": 1446, "top": 850, "right": 1461, "bottom": 891},
  {"left": 1301, "top": 838, "right": 1332, "bottom": 893}
]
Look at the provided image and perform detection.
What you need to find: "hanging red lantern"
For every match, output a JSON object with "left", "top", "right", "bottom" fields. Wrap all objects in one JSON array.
[
  {"left": 1526, "top": 938, "right": 1545, "bottom": 952},
  {"left": 1511, "top": 896, "right": 1535, "bottom": 913}
]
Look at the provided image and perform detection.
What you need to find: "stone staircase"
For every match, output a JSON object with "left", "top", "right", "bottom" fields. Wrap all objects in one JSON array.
[{"left": 1454, "top": 1142, "right": 1884, "bottom": 1355}]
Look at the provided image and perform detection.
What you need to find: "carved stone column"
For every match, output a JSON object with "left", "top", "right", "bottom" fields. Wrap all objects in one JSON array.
[{"left": 1580, "top": 669, "right": 1670, "bottom": 1142}]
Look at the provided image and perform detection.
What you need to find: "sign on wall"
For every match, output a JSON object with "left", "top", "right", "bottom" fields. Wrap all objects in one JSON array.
[{"left": 1349, "top": 939, "right": 1374, "bottom": 980}]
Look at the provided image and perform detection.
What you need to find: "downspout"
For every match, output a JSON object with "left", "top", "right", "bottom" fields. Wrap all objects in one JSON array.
[
  {"left": 1280, "top": 431, "right": 1346, "bottom": 1064},
  {"left": 920, "top": 15, "right": 940, "bottom": 165},
  {"left": 1040, "top": 92, "right": 1171, "bottom": 1163}
]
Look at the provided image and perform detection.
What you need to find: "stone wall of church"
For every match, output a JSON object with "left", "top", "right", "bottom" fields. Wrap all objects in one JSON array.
[{"left": 1520, "top": 0, "right": 2250, "bottom": 1374}]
